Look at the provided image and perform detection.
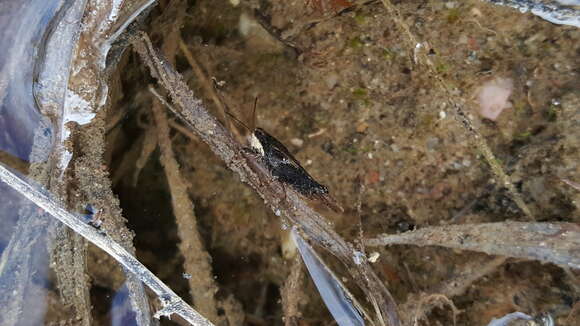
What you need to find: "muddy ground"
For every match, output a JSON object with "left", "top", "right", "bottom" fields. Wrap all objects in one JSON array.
[{"left": 94, "top": 0, "right": 579, "bottom": 325}]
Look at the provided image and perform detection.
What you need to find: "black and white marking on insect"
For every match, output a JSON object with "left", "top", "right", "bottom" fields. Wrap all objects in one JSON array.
[
  {"left": 213, "top": 83, "right": 343, "bottom": 212},
  {"left": 249, "top": 127, "right": 329, "bottom": 197}
]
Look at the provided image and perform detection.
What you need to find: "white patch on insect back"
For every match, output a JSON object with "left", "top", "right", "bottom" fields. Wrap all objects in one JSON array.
[{"left": 248, "top": 133, "right": 265, "bottom": 156}]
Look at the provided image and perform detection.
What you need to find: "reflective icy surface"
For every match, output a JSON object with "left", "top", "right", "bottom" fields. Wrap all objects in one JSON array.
[{"left": 0, "top": 0, "right": 61, "bottom": 162}]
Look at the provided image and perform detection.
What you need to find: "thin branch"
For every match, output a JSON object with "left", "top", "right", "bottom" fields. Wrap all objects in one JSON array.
[
  {"left": 0, "top": 164, "right": 214, "bottom": 326},
  {"left": 131, "top": 32, "right": 401, "bottom": 326},
  {"left": 560, "top": 177, "right": 580, "bottom": 191},
  {"left": 281, "top": 256, "right": 305, "bottom": 326},
  {"left": 429, "top": 256, "right": 506, "bottom": 299},
  {"left": 170, "top": 120, "right": 201, "bottom": 142},
  {"left": 380, "top": 0, "right": 534, "bottom": 220},
  {"left": 149, "top": 7, "right": 225, "bottom": 320},
  {"left": 412, "top": 294, "right": 458, "bottom": 326},
  {"left": 178, "top": 40, "right": 229, "bottom": 126},
  {"left": 401, "top": 256, "right": 506, "bottom": 325},
  {"left": 365, "top": 222, "right": 580, "bottom": 269},
  {"left": 150, "top": 86, "right": 221, "bottom": 322}
]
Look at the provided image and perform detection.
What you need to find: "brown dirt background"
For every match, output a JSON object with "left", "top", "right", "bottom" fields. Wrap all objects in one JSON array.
[{"left": 96, "top": 0, "right": 579, "bottom": 325}]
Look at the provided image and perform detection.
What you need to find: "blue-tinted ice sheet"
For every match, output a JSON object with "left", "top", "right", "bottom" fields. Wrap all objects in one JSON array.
[{"left": 0, "top": 0, "right": 61, "bottom": 163}]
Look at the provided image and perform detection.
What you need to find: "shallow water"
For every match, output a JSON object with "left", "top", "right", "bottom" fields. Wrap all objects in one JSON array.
[{"left": 0, "top": 1, "right": 65, "bottom": 323}]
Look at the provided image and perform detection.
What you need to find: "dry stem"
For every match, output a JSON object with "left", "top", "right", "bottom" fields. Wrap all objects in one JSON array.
[
  {"left": 366, "top": 222, "right": 580, "bottom": 269},
  {"left": 132, "top": 32, "right": 401, "bottom": 326},
  {"left": 150, "top": 86, "right": 221, "bottom": 322},
  {"left": 0, "top": 164, "right": 213, "bottom": 326},
  {"left": 412, "top": 294, "right": 458, "bottom": 326},
  {"left": 402, "top": 256, "right": 506, "bottom": 325},
  {"left": 281, "top": 257, "right": 305, "bottom": 326},
  {"left": 178, "top": 40, "right": 229, "bottom": 127},
  {"left": 148, "top": 4, "right": 225, "bottom": 320}
]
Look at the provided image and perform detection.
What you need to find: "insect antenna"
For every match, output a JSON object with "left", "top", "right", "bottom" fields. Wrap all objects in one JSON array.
[
  {"left": 250, "top": 97, "right": 258, "bottom": 132},
  {"left": 211, "top": 79, "right": 253, "bottom": 143},
  {"left": 224, "top": 106, "right": 252, "bottom": 133}
]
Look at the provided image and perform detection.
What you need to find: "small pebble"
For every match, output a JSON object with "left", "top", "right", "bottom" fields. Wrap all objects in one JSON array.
[
  {"left": 325, "top": 73, "right": 339, "bottom": 89},
  {"left": 369, "top": 252, "right": 380, "bottom": 263},
  {"left": 356, "top": 122, "right": 369, "bottom": 133},
  {"left": 290, "top": 138, "right": 304, "bottom": 147}
]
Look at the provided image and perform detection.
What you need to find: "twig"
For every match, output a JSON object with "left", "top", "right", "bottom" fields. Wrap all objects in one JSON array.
[
  {"left": 170, "top": 120, "right": 201, "bottom": 141},
  {"left": 0, "top": 164, "right": 214, "bottom": 326},
  {"left": 150, "top": 86, "right": 221, "bottom": 322},
  {"left": 379, "top": 0, "right": 534, "bottom": 220},
  {"left": 133, "top": 129, "right": 158, "bottom": 186},
  {"left": 430, "top": 256, "right": 506, "bottom": 299},
  {"left": 560, "top": 177, "right": 580, "bottom": 191},
  {"left": 281, "top": 257, "right": 305, "bottom": 326},
  {"left": 132, "top": 32, "right": 401, "bottom": 326},
  {"left": 412, "top": 294, "right": 458, "bottom": 326},
  {"left": 354, "top": 176, "right": 366, "bottom": 253},
  {"left": 109, "top": 124, "right": 156, "bottom": 187},
  {"left": 401, "top": 256, "right": 506, "bottom": 325},
  {"left": 178, "top": 40, "right": 229, "bottom": 125},
  {"left": 253, "top": 9, "right": 301, "bottom": 56},
  {"left": 365, "top": 222, "right": 580, "bottom": 269},
  {"left": 253, "top": 284, "right": 269, "bottom": 318}
]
